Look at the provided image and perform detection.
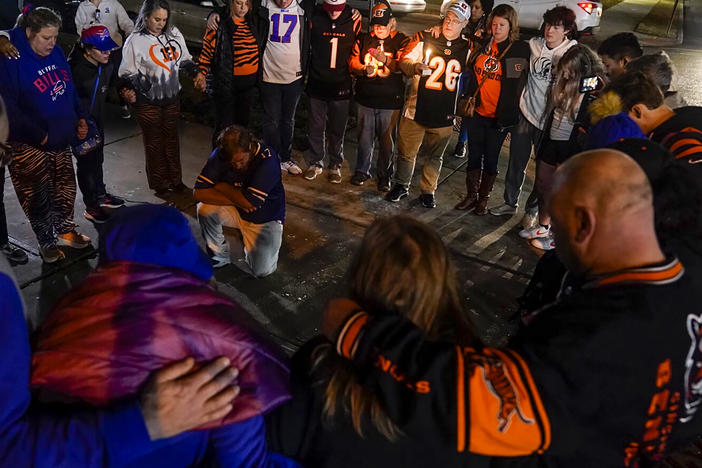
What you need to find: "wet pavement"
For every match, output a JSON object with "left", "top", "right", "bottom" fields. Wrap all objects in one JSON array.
[{"left": 4, "top": 0, "right": 702, "bottom": 351}]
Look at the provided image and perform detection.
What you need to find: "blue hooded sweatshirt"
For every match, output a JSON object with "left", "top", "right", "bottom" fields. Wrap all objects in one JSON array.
[{"left": 0, "top": 27, "right": 84, "bottom": 151}]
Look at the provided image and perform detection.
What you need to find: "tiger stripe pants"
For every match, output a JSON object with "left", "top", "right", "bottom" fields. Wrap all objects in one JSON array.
[
  {"left": 8, "top": 143, "right": 76, "bottom": 248},
  {"left": 133, "top": 101, "right": 182, "bottom": 191}
]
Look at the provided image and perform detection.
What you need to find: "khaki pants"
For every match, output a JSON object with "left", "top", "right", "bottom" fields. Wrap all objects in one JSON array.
[
  {"left": 197, "top": 203, "right": 283, "bottom": 278},
  {"left": 394, "top": 116, "right": 452, "bottom": 194}
]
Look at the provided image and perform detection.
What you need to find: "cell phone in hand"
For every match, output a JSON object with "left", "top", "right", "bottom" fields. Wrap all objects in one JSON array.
[{"left": 580, "top": 76, "right": 601, "bottom": 93}]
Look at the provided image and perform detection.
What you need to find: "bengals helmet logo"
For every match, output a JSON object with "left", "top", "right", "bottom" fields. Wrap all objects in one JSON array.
[
  {"left": 682, "top": 313, "right": 702, "bottom": 422},
  {"left": 473, "top": 355, "right": 534, "bottom": 432},
  {"left": 372, "top": 3, "right": 388, "bottom": 17}
]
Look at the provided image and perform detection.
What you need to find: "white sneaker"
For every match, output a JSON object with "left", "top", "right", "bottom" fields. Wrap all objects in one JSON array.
[
  {"left": 531, "top": 233, "right": 555, "bottom": 251},
  {"left": 281, "top": 160, "right": 302, "bottom": 175},
  {"left": 304, "top": 164, "right": 323, "bottom": 180},
  {"left": 520, "top": 211, "right": 539, "bottom": 230},
  {"left": 519, "top": 224, "right": 550, "bottom": 239}
]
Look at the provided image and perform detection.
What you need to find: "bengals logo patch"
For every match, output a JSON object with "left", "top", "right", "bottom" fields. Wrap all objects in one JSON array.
[{"left": 444, "top": 48, "right": 452, "bottom": 55}]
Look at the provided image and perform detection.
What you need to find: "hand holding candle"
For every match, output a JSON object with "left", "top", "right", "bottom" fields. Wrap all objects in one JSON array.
[{"left": 420, "top": 47, "right": 432, "bottom": 75}]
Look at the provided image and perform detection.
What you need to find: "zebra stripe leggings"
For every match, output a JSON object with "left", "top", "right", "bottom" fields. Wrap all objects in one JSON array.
[
  {"left": 8, "top": 143, "right": 76, "bottom": 248},
  {"left": 133, "top": 101, "right": 182, "bottom": 191}
]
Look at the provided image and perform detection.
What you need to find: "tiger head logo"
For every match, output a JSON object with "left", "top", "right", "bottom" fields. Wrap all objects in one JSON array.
[
  {"left": 682, "top": 313, "right": 702, "bottom": 422},
  {"left": 483, "top": 55, "right": 499, "bottom": 74}
]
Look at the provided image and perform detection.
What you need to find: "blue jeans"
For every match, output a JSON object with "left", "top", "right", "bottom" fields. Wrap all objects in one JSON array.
[
  {"left": 504, "top": 112, "right": 542, "bottom": 210},
  {"left": 354, "top": 104, "right": 399, "bottom": 178},
  {"left": 260, "top": 79, "right": 304, "bottom": 162},
  {"left": 305, "top": 97, "right": 349, "bottom": 169},
  {"left": 466, "top": 114, "right": 508, "bottom": 175}
]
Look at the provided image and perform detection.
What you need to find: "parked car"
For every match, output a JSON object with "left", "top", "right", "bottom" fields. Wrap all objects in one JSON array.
[
  {"left": 440, "top": 0, "right": 602, "bottom": 34},
  {"left": 348, "top": 0, "right": 426, "bottom": 14}
]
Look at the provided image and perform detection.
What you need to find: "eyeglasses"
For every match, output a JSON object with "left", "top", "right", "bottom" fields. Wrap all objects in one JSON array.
[
  {"left": 444, "top": 17, "right": 464, "bottom": 26},
  {"left": 0, "top": 141, "right": 12, "bottom": 168}
]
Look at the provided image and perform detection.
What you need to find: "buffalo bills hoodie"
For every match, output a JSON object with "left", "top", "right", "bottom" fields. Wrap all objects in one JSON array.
[{"left": 0, "top": 27, "right": 85, "bottom": 151}]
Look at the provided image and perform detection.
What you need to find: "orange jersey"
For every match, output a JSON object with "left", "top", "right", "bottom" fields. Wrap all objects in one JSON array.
[{"left": 474, "top": 39, "right": 502, "bottom": 119}]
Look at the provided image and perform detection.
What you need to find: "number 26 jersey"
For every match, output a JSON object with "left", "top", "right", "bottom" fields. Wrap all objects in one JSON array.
[{"left": 403, "top": 30, "right": 471, "bottom": 128}]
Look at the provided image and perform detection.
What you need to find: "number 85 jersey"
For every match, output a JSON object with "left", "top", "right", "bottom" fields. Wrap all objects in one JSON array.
[{"left": 401, "top": 30, "right": 471, "bottom": 128}]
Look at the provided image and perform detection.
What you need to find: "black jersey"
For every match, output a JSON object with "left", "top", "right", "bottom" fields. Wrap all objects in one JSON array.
[
  {"left": 405, "top": 30, "right": 471, "bottom": 128},
  {"left": 350, "top": 30, "right": 411, "bottom": 110},
  {"left": 307, "top": 5, "right": 360, "bottom": 100}
]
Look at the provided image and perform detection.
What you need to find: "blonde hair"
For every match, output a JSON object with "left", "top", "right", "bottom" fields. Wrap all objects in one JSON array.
[
  {"left": 315, "top": 216, "right": 475, "bottom": 441},
  {"left": 486, "top": 4, "right": 519, "bottom": 42},
  {"left": 547, "top": 44, "right": 604, "bottom": 122}
]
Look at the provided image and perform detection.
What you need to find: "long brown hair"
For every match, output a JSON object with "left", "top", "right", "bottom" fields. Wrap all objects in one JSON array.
[
  {"left": 314, "top": 216, "right": 475, "bottom": 441},
  {"left": 547, "top": 44, "right": 604, "bottom": 121},
  {"left": 486, "top": 4, "right": 519, "bottom": 42}
]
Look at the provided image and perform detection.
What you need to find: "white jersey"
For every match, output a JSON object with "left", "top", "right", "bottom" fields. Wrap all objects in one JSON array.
[
  {"left": 519, "top": 36, "right": 576, "bottom": 130},
  {"left": 119, "top": 27, "right": 193, "bottom": 102},
  {"left": 74, "top": 0, "right": 134, "bottom": 47},
  {"left": 261, "top": 0, "right": 304, "bottom": 84}
]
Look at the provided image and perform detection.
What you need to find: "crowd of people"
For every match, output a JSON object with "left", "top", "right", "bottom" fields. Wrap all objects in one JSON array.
[{"left": 1, "top": 0, "right": 702, "bottom": 465}]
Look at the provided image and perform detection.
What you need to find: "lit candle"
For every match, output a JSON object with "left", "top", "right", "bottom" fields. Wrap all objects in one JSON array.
[{"left": 424, "top": 48, "right": 431, "bottom": 65}]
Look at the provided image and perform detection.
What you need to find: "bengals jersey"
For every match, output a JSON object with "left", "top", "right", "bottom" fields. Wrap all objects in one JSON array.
[
  {"left": 307, "top": 5, "right": 360, "bottom": 100},
  {"left": 349, "top": 30, "right": 411, "bottom": 110},
  {"left": 401, "top": 30, "right": 471, "bottom": 128}
]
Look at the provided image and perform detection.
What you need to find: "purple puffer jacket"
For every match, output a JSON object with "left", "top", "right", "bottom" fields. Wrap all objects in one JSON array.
[{"left": 31, "top": 261, "right": 291, "bottom": 430}]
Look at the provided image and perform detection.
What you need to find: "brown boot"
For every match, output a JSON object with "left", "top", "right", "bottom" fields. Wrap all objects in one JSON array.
[
  {"left": 455, "top": 168, "right": 482, "bottom": 210},
  {"left": 474, "top": 172, "right": 497, "bottom": 216}
]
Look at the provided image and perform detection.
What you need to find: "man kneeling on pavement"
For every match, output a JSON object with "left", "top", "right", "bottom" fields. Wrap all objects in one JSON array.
[{"left": 195, "top": 125, "right": 284, "bottom": 277}]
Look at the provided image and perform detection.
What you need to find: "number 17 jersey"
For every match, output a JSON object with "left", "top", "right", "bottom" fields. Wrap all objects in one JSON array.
[
  {"left": 404, "top": 30, "right": 471, "bottom": 128},
  {"left": 262, "top": 0, "right": 304, "bottom": 84}
]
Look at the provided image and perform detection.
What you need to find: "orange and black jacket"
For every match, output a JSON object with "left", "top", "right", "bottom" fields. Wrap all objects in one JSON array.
[{"left": 333, "top": 257, "right": 702, "bottom": 467}]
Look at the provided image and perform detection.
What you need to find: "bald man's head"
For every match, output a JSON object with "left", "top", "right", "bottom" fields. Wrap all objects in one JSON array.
[{"left": 549, "top": 149, "right": 661, "bottom": 276}]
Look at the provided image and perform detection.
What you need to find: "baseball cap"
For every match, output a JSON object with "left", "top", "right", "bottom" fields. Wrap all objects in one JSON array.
[
  {"left": 446, "top": 0, "right": 470, "bottom": 22},
  {"left": 323, "top": 0, "right": 346, "bottom": 13},
  {"left": 370, "top": 1, "right": 393, "bottom": 26},
  {"left": 80, "top": 25, "right": 119, "bottom": 52}
]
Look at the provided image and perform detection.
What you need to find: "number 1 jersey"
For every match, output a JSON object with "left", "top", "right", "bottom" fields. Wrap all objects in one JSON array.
[
  {"left": 403, "top": 30, "right": 471, "bottom": 128},
  {"left": 307, "top": 6, "right": 360, "bottom": 100}
]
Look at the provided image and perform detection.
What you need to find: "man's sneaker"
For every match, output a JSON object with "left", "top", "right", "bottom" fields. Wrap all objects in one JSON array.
[
  {"left": 281, "top": 159, "right": 303, "bottom": 175},
  {"left": 519, "top": 224, "right": 550, "bottom": 240},
  {"left": 84, "top": 206, "right": 110, "bottom": 224},
  {"left": 304, "top": 164, "right": 323, "bottom": 180},
  {"left": 98, "top": 193, "right": 125, "bottom": 208},
  {"left": 120, "top": 105, "right": 131, "bottom": 119},
  {"left": 40, "top": 245, "right": 65, "bottom": 263},
  {"left": 452, "top": 141, "right": 466, "bottom": 158},
  {"left": 386, "top": 184, "right": 408, "bottom": 202},
  {"left": 328, "top": 167, "right": 342, "bottom": 184},
  {"left": 531, "top": 232, "right": 555, "bottom": 251},
  {"left": 57, "top": 231, "right": 91, "bottom": 249},
  {"left": 520, "top": 211, "right": 539, "bottom": 230},
  {"left": 420, "top": 193, "right": 436, "bottom": 208},
  {"left": 350, "top": 172, "right": 369, "bottom": 186},
  {"left": 1, "top": 243, "right": 28, "bottom": 265},
  {"left": 489, "top": 203, "right": 517, "bottom": 216},
  {"left": 377, "top": 177, "right": 391, "bottom": 192},
  {"left": 211, "top": 256, "right": 231, "bottom": 269}
]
